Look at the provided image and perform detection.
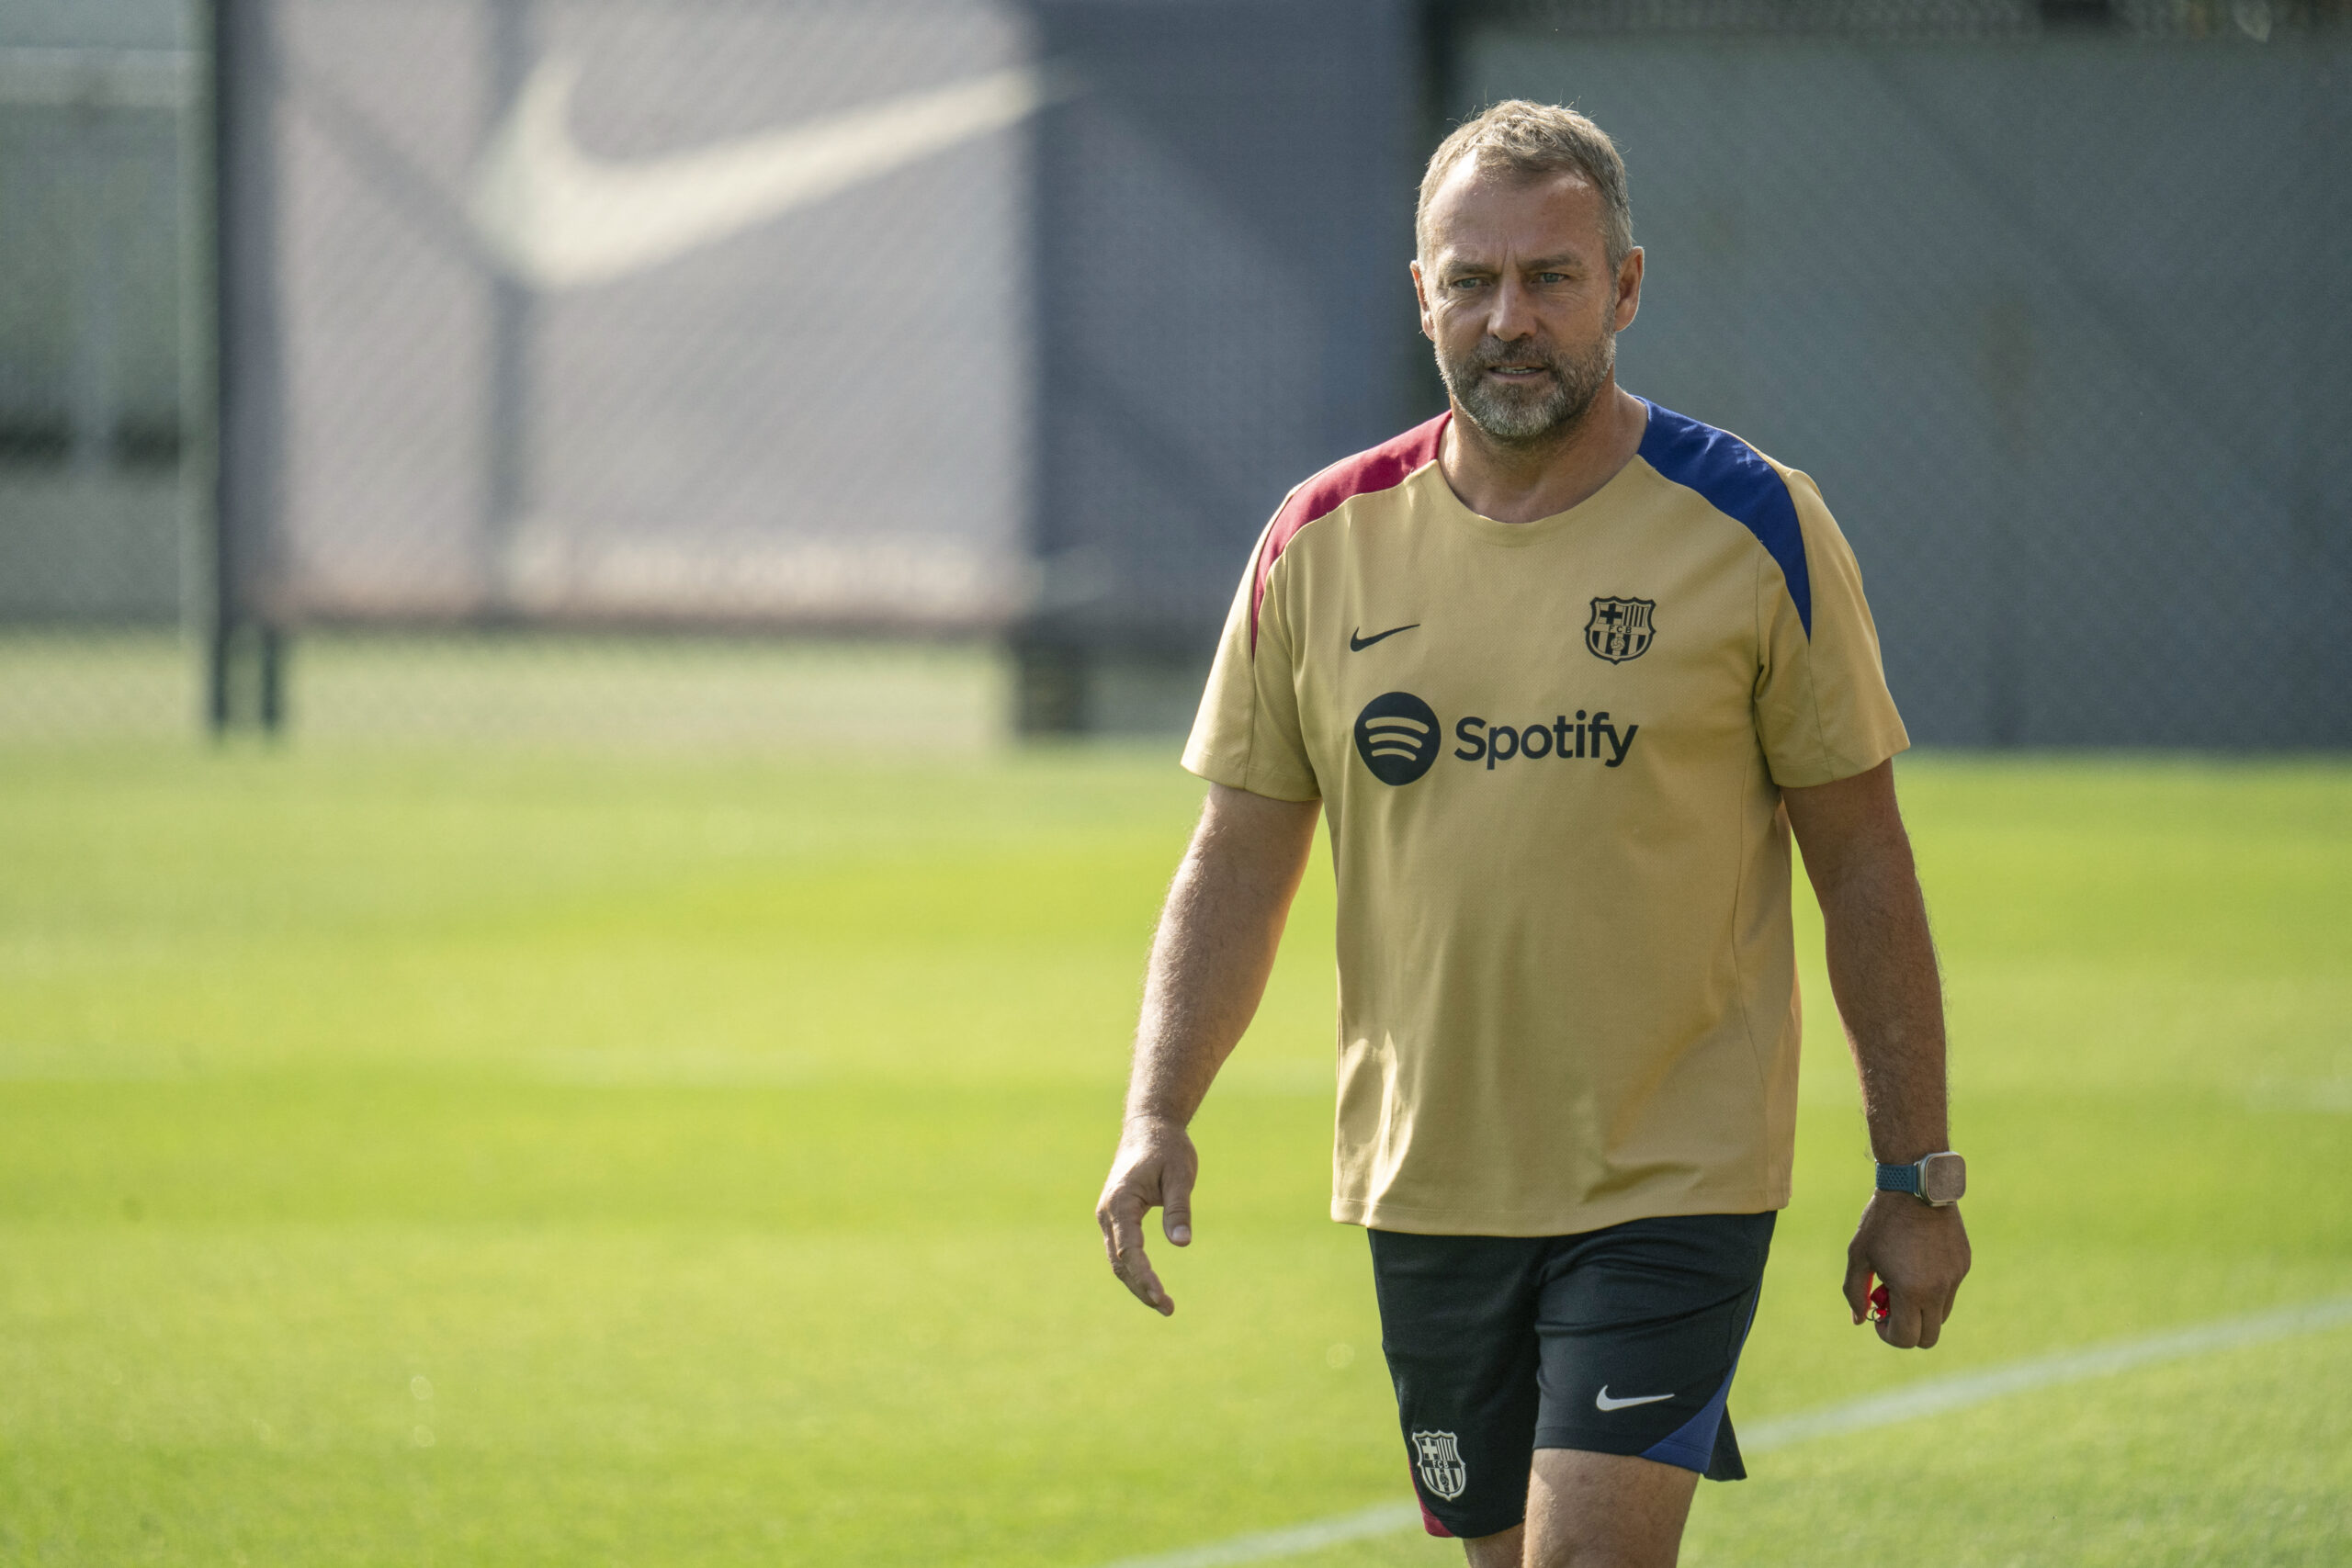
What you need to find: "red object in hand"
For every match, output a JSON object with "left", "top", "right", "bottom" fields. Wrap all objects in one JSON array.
[{"left": 1869, "top": 1280, "right": 1891, "bottom": 1322}]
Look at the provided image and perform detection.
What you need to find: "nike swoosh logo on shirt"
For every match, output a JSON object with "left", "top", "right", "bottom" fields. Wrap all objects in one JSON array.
[
  {"left": 1348, "top": 624, "right": 1419, "bottom": 652},
  {"left": 1594, "top": 1386, "right": 1676, "bottom": 1412},
  {"left": 468, "top": 59, "right": 1069, "bottom": 288}
]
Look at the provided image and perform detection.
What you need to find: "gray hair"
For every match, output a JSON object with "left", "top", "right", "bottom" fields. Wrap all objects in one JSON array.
[{"left": 1416, "top": 100, "right": 1634, "bottom": 271}]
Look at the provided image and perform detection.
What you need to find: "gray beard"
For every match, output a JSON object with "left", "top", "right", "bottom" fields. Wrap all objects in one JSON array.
[{"left": 1442, "top": 330, "right": 1616, "bottom": 445}]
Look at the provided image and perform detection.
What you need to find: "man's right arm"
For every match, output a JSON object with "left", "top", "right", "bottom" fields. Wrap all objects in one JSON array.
[{"left": 1095, "top": 782, "right": 1321, "bottom": 1315}]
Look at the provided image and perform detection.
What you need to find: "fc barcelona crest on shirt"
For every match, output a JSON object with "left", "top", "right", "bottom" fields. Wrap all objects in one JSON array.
[
  {"left": 1411, "top": 1429, "right": 1468, "bottom": 1500},
  {"left": 1585, "top": 596, "right": 1657, "bottom": 663}
]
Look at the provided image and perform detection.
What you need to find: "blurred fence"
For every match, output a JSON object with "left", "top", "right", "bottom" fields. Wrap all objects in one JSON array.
[
  {"left": 225, "top": 0, "right": 1036, "bottom": 634},
  {"left": 203, "top": 0, "right": 1403, "bottom": 739},
  {"left": 1, "top": 0, "right": 2346, "bottom": 747},
  {"left": 1461, "top": 0, "right": 2352, "bottom": 748},
  {"left": 0, "top": 8, "right": 198, "bottom": 739},
  {"left": 0, "top": 28, "right": 190, "bottom": 626}
]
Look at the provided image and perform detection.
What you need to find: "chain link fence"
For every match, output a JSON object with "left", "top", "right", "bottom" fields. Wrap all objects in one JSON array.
[
  {"left": 241, "top": 0, "right": 1035, "bottom": 633},
  {"left": 1456, "top": 0, "right": 2352, "bottom": 747},
  {"left": 3, "top": 0, "right": 2345, "bottom": 748},
  {"left": 0, "top": 12, "right": 198, "bottom": 740}
]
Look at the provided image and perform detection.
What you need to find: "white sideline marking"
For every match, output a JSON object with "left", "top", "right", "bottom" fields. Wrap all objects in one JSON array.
[
  {"left": 1739, "top": 1294, "right": 2352, "bottom": 1450},
  {"left": 1097, "top": 1503, "right": 1423, "bottom": 1568},
  {"left": 1098, "top": 1296, "right": 2352, "bottom": 1568},
  {"left": 2246, "top": 1077, "right": 2352, "bottom": 1114}
]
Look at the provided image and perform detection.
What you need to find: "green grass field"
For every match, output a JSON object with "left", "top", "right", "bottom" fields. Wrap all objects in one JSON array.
[{"left": 2, "top": 723, "right": 2346, "bottom": 1564}]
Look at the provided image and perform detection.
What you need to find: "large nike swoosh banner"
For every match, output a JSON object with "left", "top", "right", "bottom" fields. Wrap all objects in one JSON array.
[
  {"left": 241, "top": 0, "right": 1046, "bottom": 629},
  {"left": 469, "top": 59, "right": 1069, "bottom": 290}
]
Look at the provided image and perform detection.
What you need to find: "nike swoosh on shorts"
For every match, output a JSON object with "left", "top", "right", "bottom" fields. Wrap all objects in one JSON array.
[
  {"left": 1594, "top": 1386, "right": 1675, "bottom": 1412},
  {"left": 469, "top": 59, "right": 1069, "bottom": 288}
]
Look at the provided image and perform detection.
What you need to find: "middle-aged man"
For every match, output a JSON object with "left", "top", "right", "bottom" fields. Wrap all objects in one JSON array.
[{"left": 1095, "top": 100, "right": 1972, "bottom": 1567}]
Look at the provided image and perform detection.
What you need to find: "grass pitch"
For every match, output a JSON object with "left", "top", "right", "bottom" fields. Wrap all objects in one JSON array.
[{"left": 0, "top": 733, "right": 2346, "bottom": 1565}]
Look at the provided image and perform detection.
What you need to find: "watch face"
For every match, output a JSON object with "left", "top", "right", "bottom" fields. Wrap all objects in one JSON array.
[{"left": 1920, "top": 1152, "right": 1967, "bottom": 1204}]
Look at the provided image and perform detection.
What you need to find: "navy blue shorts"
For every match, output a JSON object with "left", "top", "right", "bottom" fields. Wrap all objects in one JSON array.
[{"left": 1370, "top": 1212, "right": 1775, "bottom": 1540}]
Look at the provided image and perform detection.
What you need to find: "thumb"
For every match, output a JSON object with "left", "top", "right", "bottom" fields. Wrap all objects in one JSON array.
[{"left": 1161, "top": 1165, "right": 1195, "bottom": 1247}]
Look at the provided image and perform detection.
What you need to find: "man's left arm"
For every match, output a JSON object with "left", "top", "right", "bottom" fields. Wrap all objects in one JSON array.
[{"left": 1783, "top": 759, "right": 1973, "bottom": 1349}]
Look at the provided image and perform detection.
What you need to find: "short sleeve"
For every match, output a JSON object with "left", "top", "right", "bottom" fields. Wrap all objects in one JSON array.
[
  {"left": 1180, "top": 516, "right": 1321, "bottom": 801},
  {"left": 1754, "top": 469, "right": 1910, "bottom": 787}
]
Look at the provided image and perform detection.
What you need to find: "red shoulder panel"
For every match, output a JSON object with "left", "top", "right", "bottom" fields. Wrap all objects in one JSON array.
[{"left": 1250, "top": 412, "right": 1449, "bottom": 652}]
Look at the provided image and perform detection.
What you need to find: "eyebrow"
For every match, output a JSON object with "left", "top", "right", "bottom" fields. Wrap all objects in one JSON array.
[{"left": 1442, "top": 252, "right": 1588, "bottom": 275}]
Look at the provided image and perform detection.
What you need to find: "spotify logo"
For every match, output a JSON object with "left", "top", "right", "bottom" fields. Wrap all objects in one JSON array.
[{"left": 1354, "top": 692, "right": 1441, "bottom": 785}]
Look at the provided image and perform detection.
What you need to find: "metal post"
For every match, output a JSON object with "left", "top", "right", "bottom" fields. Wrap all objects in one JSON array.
[
  {"left": 1013, "top": 17, "right": 1086, "bottom": 737},
  {"left": 206, "top": 615, "right": 232, "bottom": 730},
  {"left": 209, "top": 0, "right": 287, "bottom": 735},
  {"left": 257, "top": 623, "right": 284, "bottom": 730}
]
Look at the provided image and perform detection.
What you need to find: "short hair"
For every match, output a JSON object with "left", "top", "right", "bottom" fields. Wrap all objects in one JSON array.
[{"left": 1416, "top": 100, "right": 1634, "bottom": 271}]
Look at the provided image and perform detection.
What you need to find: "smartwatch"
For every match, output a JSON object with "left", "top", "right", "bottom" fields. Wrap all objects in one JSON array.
[{"left": 1876, "top": 1151, "right": 1966, "bottom": 1206}]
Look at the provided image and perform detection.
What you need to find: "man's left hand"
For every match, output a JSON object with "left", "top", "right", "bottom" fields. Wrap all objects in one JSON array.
[{"left": 1843, "top": 1193, "right": 1971, "bottom": 1348}]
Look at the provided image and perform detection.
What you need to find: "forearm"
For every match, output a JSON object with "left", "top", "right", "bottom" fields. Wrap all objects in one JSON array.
[
  {"left": 1124, "top": 785, "right": 1319, "bottom": 1126},
  {"left": 1815, "top": 842, "right": 1949, "bottom": 1165},
  {"left": 1784, "top": 761, "right": 1969, "bottom": 1346}
]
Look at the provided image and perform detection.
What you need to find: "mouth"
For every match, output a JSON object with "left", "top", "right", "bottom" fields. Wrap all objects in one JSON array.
[{"left": 1481, "top": 363, "right": 1553, "bottom": 381}]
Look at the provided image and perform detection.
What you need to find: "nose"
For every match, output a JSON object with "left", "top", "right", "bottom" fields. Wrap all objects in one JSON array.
[{"left": 1485, "top": 273, "right": 1538, "bottom": 344}]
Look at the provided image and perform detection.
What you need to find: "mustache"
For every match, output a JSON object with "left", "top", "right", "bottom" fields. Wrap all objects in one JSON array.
[{"left": 1468, "top": 342, "right": 1564, "bottom": 373}]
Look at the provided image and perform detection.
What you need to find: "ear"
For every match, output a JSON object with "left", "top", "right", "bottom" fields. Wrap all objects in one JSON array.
[
  {"left": 1612, "top": 247, "right": 1645, "bottom": 333},
  {"left": 1410, "top": 259, "right": 1436, "bottom": 343}
]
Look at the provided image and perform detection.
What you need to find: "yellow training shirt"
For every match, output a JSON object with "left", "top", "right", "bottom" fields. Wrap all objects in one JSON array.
[{"left": 1182, "top": 400, "right": 1908, "bottom": 1236}]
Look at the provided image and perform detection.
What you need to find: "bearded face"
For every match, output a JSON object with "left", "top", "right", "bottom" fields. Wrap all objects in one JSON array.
[
  {"left": 1414, "top": 161, "right": 1636, "bottom": 453},
  {"left": 1437, "top": 321, "right": 1617, "bottom": 446}
]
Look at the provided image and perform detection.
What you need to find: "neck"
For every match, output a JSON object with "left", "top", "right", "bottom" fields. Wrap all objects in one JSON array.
[{"left": 1439, "top": 383, "right": 1648, "bottom": 525}]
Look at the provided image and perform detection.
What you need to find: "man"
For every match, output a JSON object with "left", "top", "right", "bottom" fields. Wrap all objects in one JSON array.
[{"left": 1094, "top": 100, "right": 1971, "bottom": 1568}]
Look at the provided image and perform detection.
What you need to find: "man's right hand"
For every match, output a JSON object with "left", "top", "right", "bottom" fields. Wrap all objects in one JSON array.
[
  {"left": 1096, "top": 1113, "right": 1199, "bottom": 1316},
  {"left": 1094, "top": 784, "right": 1317, "bottom": 1319}
]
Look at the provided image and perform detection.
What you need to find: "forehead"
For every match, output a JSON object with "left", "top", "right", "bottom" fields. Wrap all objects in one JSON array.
[{"left": 1422, "top": 162, "right": 1606, "bottom": 265}]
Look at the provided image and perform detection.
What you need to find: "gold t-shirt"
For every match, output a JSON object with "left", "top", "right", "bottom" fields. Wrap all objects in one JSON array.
[{"left": 1182, "top": 400, "right": 1909, "bottom": 1236}]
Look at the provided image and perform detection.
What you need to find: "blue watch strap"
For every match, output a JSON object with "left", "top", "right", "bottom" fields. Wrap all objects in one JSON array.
[{"left": 1875, "top": 1161, "right": 1922, "bottom": 1195}]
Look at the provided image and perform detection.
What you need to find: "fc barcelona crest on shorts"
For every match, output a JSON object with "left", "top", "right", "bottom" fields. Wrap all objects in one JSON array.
[
  {"left": 1585, "top": 596, "right": 1657, "bottom": 663},
  {"left": 1411, "top": 1429, "right": 1468, "bottom": 1500}
]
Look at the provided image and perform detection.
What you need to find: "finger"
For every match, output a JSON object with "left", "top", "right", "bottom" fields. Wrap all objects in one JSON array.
[
  {"left": 1876, "top": 1291, "right": 1925, "bottom": 1349},
  {"left": 1125, "top": 1248, "right": 1173, "bottom": 1315},
  {"left": 1105, "top": 1194, "right": 1148, "bottom": 1279},
  {"left": 1842, "top": 1256, "right": 1873, "bottom": 1325},
  {"left": 1924, "top": 1276, "right": 1962, "bottom": 1340},
  {"left": 1097, "top": 1191, "right": 1136, "bottom": 1270},
  {"left": 1105, "top": 1196, "right": 1174, "bottom": 1315}
]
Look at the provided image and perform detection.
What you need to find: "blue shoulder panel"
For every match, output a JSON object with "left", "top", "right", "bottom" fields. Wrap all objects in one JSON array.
[{"left": 1636, "top": 400, "right": 1812, "bottom": 637}]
